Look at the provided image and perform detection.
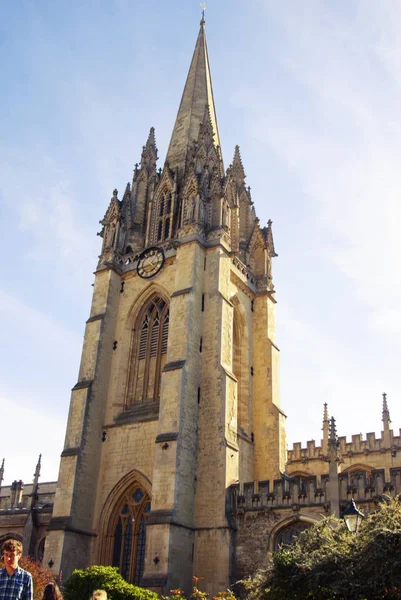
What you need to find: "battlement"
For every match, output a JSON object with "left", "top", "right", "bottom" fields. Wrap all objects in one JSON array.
[
  {"left": 229, "top": 467, "right": 401, "bottom": 514},
  {"left": 288, "top": 429, "right": 401, "bottom": 464},
  {"left": 0, "top": 482, "right": 56, "bottom": 511}
]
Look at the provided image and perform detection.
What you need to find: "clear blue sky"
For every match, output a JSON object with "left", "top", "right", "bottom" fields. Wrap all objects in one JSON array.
[{"left": 1, "top": 0, "right": 400, "bottom": 485}]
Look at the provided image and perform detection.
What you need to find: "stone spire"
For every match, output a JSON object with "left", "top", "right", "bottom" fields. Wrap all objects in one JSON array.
[
  {"left": 0, "top": 458, "right": 4, "bottom": 496},
  {"left": 33, "top": 454, "right": 41, "bottom": 487},
  {"left": 31, "top": 454, "right": 41, "bottom": 509},
  {"left": 327, "top": 416, "right": 341, "bottom": 518},
  {"left": 231, "top": 145, "right": 246, "bottom": 187},
  {"left": 140, "top": 127, "right": 158, "bottom": 173},
  {"left": 322, "top": 403, "right": 330, "bottom": 454},
  {"left": 264, "top": 219, "right": 277, "bottom": 258},
  {"left": 329, "top": 416, "right": 337, "bottom": 448},
  {"left": 382, "top": 392, "right": 392, "bottom": 447},
  {"left": 382, "top": 392, "right": 391, "bottom": 425},
  {"left": 165, "top": 19, "right": 222, "bottom": 174}
]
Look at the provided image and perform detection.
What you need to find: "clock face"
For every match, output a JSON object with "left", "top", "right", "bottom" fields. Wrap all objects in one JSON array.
[{"left": 136, "top": 247, "right": 165, "bottom": 279}]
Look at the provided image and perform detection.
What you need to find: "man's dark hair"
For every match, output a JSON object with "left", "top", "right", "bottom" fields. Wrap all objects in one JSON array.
[{"left": 1, "top": 538, "right": 23, "bottom": 556}]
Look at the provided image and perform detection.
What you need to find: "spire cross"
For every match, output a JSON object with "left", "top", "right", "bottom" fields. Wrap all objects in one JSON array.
[
  {"left": 383, "top": 392, "right": 387, "bottom": 402},
  {"left": 200, "top": 2, "right": 206, "bottom": 21}
]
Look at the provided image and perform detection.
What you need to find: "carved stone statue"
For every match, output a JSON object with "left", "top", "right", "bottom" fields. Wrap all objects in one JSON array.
[
  {"left": 222, "top": 201, "right": 229, "bottom": 229},
  {"left": 189, "top": 196, "right": 197, "bottom": 222}
]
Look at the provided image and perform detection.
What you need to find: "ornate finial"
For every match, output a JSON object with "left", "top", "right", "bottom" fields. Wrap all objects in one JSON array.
[
  {"left": 141, "top": 127, "right": 158, "bottom": 172},
  {"left": 0, "top": 458, "right": 4, "bottom": 485},
  {"left": 323, "top": 403, "right": 329, "bottom": 422},
  {"left": 267, "top": 219, "right": 272, "bottom": 227},
  {"left": 33, "top": 454, "right": 42, "bottom": 482},
  {"left": 329, "top": 416, "right": 337, "bottom": 443},
  {"left": 200, "top": 2, "right": 206, "bottom": 22},
  {"left": 231, "top": 145, "right": 246, "bottom": 184},
  {"left": 198, "top": 104, "right": 215, "bottom": 142},
  {"left": 146, "top": 126, "right": 156, "bottom": 146},
  {"left": 382, "top": 392, "right": 391, "bottom": 423},
  {"left": 113, "top": 189, "right": 118, "bottom": 199}
]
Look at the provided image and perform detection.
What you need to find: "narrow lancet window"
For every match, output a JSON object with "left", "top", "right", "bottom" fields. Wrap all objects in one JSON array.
[
  {"left": 130, "top": 296, "right": 169, "bottom": 405},
  {"left": 154, "top": 191, "right": 173, "bottom": 243}
]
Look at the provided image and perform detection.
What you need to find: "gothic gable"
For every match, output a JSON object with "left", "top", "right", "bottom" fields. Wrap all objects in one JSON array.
[
  {"left": 149, "top": 166, "right": 175, "bottom": 245},
  {"left": 247, "top": 224, "right": 267, "bottom": 278}
]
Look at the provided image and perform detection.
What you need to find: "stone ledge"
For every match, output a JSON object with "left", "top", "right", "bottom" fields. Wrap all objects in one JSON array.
[
  {"left": 71, "top": 380, "right": 92, "bottom": 391},
  {"left": 146, "top": 510, "right": 195, "bottom": 531},
  {"left": 163, "top": 360, "right": 186, "bottom": 372},
  {"left": 146, "top": 509, "right": 174, "bottom": 525},
  {"left": 141, "top": 576, "right": 167, "bottom": 589},
  {"left": 219, "top": 291, "right": 234, "bottom": 307},
  {"left": 226, "top": 439, "right": 240, "bottom": 452},
  {"left": 86, "top": 313, "right": 105, "bottom": 323},
  {"left": 47, "top": 516, "right": 69, "bottom": 530},
  {"left": 47, "top": 516, "right": 96, "bottom": 537},
  {"left": 171, "top": 287, "right": 193, "bottom": 297},
  {"left": 114, "top": 400, "right": 160, "bottom": 425},
  {"left": 60, "top": 447, "right": 80, "bottom": 457},
  {"left": 155, "top": 432, "right": 179, "bottom": 443}
]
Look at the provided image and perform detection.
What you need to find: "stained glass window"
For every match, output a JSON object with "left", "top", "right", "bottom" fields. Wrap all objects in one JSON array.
[{"left": 112, "top": 485, "right": 151, "bottom": 585}]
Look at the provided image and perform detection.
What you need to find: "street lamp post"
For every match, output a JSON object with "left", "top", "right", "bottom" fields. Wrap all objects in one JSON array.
[{"left": 343, "top": 498, "right": 364, "bottom": 533}]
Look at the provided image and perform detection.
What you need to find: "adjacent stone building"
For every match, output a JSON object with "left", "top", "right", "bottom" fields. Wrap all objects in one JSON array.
[{"left": 1, "top": 19, "right": 400, "bottom": 596}]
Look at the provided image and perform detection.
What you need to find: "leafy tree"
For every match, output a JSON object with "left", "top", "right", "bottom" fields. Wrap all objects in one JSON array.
[
  {"left": 241, "top": 497, "right": 401, "bottom": 600},
  {"left": 63, "top": 565, "right": 158, "bottom": 600}
]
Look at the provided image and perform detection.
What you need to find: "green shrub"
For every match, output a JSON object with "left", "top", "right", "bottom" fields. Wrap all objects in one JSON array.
[
  {"left": 63, "top": 565, "right": 158, "bottom": 600},
  {"left": 240, "top": 497, "right": 401, "bottom": 600}
]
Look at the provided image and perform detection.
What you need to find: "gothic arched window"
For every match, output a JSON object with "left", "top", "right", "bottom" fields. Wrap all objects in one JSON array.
[
  {"left": 274, "top": 521, "right": 311, "bottom": 551},
  {"left": 232, "top": 305, "right": 250, "bottom": 435},
  {"left": 233, "top": 313, "right": 242, "bottom": 418},
  {"left": 155, "top": 191, "right": 173, "bottom": 242},
  {"left": 130, "top": 296, "right": 169, "bottom": 405},
  {"left": 37, "top": 537, "right": 45, "bottom": 563},
  {"left": 111, "top": 483, "right": 151, "bottom": 584}
]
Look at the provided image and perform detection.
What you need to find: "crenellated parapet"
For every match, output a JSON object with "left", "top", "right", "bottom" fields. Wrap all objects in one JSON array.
[
  {"left": 288, "top": 398, "right": 401, "bottom": 478},
  {"left": 288, "top": 439, "right": 323, "bottom": 462},
  {"left": 338, "top": 430, "right": 401, "bottom": 456},
  {"left": 288, "top": 429, "right": 401, "bottom": 465},
  {"left": 230, "top": 475, "right": 328, "bottom": 514},
  {"left": 230, "top": 467, "right": 401, "bottom": 519}
]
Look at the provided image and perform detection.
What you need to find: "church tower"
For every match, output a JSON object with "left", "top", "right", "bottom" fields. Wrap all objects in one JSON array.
[{"left": 44, "top": 18, "right": 286, "bottom": 594}]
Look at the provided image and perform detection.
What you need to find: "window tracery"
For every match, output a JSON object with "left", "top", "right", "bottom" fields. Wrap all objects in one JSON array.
[
  {"left": 129, "top": 296, "right": 169, "bottom": 405},
  {"left": 233, "top": 304, "right": 250, "bottom": 435},
  {"left": 111, "top": 482, "right": 151, "bottom": 584},
  {"left": 155, "top": 191, "right": 173, "bottom": 242}
]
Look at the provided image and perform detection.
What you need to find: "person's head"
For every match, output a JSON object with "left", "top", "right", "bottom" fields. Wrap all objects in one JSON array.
[
  {"left": 1, "top": 539, "right": 23, "bottom": 571},
  {"left": 42, "top": 582, "right": 63, "bottom": 600},
  {"left": 91, "top": 591, "right": 107, "bottom": 600}
]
